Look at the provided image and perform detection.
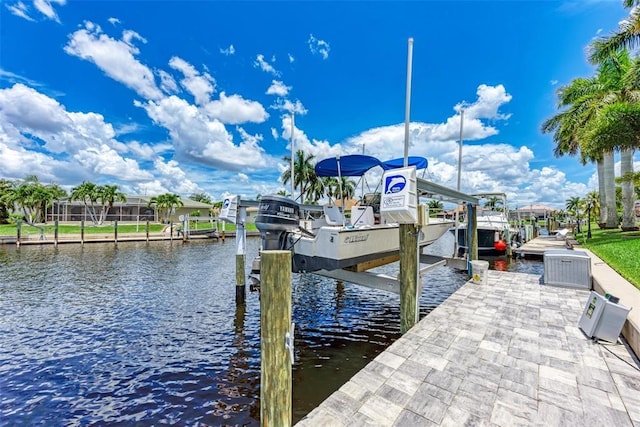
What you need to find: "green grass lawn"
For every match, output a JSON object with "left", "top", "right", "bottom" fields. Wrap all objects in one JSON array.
[
  {"left": 0, "top": 221, "right": 258, "bottom": 236},
  {"left": 575, "top": 225, "right": 640, "bottom": 289}
]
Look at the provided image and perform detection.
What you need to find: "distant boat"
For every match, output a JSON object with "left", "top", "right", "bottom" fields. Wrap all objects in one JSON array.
[
  {"left": 450, "top": 192, "right": 516, "bottom": 256},
  {"left": 255, "top": 154, "right": 454, "bottom": 273}
]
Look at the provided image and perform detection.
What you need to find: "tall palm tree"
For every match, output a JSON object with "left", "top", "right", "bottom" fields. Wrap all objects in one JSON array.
[
  {"left": 542, "top": 50, "right": 638, "bottom": 229},
  {"left": 582, "top": 51, "right": 640, "bottom": 230},
  {"left": 566, "top": 196, "right": 583, "bottom": 232},
  {"left": 585, "top": 191, "right": 600, "bottom": 238},
  {"left": 281, "top": 149, "right": 316, "bottom": 202},
  {"left": 589, "top": 1, "right": 640, "bottom": 64}
]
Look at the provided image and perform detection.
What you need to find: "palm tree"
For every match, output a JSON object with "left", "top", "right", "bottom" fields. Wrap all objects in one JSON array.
[
  {"left": 589, "top": 1, "right": 640, "bottom": 64},
  {"left": 281, "top": 149, "right": 316, "bottom": 202},
  {"left": 585, "top": 191, "right": 600, "bottom": 238},
  {"left": 581, "top": 51, "right": 640, "bottom": 230},
  {"left": 148, "top": 193, "right": 184, "bottom": 223},
  {"left": 7, "top": 175, "right": 56, "bottom": 224},
  {"left": 0, "top": 179, "right": 12, "bottom": 224},
  {"left": 98, "top": 185, "right": 127, "bottom": 224},
  {"left": 542, "top": 50, "right": 640, "bottom": 229},
  {"left": 70, "top": 181, "right": 100, "bottom": 224},
  {"left": 566, "top": 196, "right": 583, "bottom": 233},
  {"left": 484, "top": 197, "right": 502, "bottom": 211}
]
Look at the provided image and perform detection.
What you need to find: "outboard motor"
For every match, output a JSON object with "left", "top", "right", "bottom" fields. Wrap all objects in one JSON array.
[{"left": 255, "top": 195, "right": 300, "bottom": 250}]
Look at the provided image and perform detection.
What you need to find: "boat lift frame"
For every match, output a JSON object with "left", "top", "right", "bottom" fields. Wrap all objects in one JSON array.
[{"left": 222, "top": 178, "right": 479, "bottom": 296}]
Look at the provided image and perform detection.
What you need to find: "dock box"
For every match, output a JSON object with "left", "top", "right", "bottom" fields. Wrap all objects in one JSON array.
[{"left": 543, "top": 249, "right": 592, "bottom": 289}]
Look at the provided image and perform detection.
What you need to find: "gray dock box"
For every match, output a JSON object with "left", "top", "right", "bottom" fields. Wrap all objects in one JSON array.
[{"left": 543, "top": 249, "right": 592, "bottom": 289}]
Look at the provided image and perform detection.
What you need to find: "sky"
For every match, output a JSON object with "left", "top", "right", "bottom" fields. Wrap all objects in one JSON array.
[{"left": 1, "top": 0, "right": 639, "bottom": 210}]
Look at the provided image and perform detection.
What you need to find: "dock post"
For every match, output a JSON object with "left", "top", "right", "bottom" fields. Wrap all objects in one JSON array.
[
  {"left": 170, "top": 221, "right": 173, "bottom": 241},
  {"left": 399, "top": 223, "right": 419, "bottom": 334},
  {"left": 469, "top": 203, "right": 478, "bottom": 262},
  {"left": 146, "top": 220, "right": 150, "bottom": 242},
  {"left": 260, "top": 250, "right": 292, "bottom": 427},
  {"left": 16, "top": 220, "right": 21, "bottom": 248},
  {"left": 505, "top": 227, "right": 512, "bottom": 257},
  {"left": 235, "top": 206, "right": 247, "bottom": 304},
  {"left": 54, "top": 220, "right": 59, "bottom": 246},
  {"left": 80, "top": 220, "right": 85, "bottom": 245},
  {"left": 114, "top": 220, "right": 118, "bottom": 245}
]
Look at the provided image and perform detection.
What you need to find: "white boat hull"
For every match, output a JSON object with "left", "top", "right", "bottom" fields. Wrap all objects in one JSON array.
[{"left": 291, "top": 219, "right": 453, "bottom": 272}]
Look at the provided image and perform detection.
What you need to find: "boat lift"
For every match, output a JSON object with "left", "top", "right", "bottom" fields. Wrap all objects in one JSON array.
[{"left": 219, "top": 178, "right": 479, "bottom": 296}]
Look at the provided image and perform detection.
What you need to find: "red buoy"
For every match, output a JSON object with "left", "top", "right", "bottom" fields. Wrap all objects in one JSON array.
[{"left": 494, "top": 240, "right": 507, "bottom": 251}]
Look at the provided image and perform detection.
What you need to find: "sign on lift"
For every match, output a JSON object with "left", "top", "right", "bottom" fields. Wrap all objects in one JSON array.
[{"left": 380, "top": 166, "right": 417, "bottom": 224}]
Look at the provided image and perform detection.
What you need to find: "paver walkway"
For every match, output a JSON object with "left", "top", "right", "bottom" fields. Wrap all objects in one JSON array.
[{"left": 296, "top": 271, "right": 640, "bottom": 426}]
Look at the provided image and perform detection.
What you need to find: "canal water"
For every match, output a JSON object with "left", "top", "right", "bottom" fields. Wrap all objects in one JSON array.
[{"left": 0, "top": 233, "right": 542, "bottom": 425}]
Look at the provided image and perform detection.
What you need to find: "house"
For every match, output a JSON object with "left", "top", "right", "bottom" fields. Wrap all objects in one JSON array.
[{"left": 46, "top": 196, "right": 213, "bottom": 224}]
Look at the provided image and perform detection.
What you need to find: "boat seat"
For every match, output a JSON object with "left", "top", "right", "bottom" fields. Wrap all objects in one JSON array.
[
  {"left": 350, "top": 206, "right": 375, "bottom": 227},
  {"left": 323, "top": 205, "right": 344, "bottom": 226}
]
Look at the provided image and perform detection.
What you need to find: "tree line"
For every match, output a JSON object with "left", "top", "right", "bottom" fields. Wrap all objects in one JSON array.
[
  {"left": 0, "top": 176, "right": 214, "bottom": 226},
  {"left": 542, "top": 0, "right": 640, "bottom": 231}
]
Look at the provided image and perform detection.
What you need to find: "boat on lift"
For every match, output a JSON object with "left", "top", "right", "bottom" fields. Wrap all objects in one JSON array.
[
  {"left": 254, "top": 154, "right": 454, "bottom": 273},
  {"left": 450, "top": 192, "right": 517, "bottom": 256}
]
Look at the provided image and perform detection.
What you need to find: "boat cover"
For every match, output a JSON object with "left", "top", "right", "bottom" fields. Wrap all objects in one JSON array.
[{"left": 315, "top": 154, "right": 428, "bottom": 177}]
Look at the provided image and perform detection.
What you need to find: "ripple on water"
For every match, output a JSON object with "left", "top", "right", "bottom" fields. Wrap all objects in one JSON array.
[{"left": 0, "top": 234, "right": 541, "bottom": 425}]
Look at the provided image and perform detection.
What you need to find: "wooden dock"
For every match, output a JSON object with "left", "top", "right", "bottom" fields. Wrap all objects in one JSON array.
[
  {"left": 512, "top": 236, "right": 575, "bottom": 258},
  {"left": 296, "top": 270, "right": 640, "bottom": 426}
]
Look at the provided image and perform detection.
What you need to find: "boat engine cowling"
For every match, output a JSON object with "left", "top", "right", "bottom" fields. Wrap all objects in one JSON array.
[{"left": 255, "top": 195, "right": 300, "bottom": 250}]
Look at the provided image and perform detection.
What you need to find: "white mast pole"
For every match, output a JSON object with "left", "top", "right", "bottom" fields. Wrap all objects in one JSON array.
[
  {"left": 290, "top": 112, "right": 295, "bottom": 200},
  {"left": 457, "top": 109, "right": 464, "bottom": 191},
  {"left": 403, "top": 38, "right": 414, "bottom": 167},
  {"left": 454, "top": 109, "right": 464, "bottom": 258}
]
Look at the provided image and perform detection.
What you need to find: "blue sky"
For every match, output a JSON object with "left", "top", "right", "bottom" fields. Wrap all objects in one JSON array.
[{"left": 1, "top": 0, "right": 638, "bottom": 209}]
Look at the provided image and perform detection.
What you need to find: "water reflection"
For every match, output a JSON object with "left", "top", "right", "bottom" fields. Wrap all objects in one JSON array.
[{"left": 0, "top": 233, "right": 542, "bottom": 425}]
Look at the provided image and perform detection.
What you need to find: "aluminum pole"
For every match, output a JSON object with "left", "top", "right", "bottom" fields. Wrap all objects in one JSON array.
[{"left": 403, "top": 38, "right": 413, "bottom": 167}]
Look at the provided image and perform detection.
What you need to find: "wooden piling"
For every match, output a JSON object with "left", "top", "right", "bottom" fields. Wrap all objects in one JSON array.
[
  {"left": 469, "top": 204, "right": 478, "bottom": 261},
  {"left": 399, "top": 223, "right": 419, "bottom": 334},
  {"left": 235, "top": 207, "right": 247, "bottom": 304},
  {"left": 146, "top": 221, "right": 150, "bottom": 242},
  {"left": 80, "top": 220, "right": 85, "bottom": 245},
  {"left": 16, "top": 220, "right": 21, "bottom": 247},
  {"left": 260, "top": 250, "right": 292, "bottom": 427},
  {"left": 114, "top": 220, "right": 118, "bottom": 244},
  {"left": 236, "top": 254, "right": 246, "bottom": 304},
  {"left": 54, "top": 220, "right": 59, "bottom": 246}
]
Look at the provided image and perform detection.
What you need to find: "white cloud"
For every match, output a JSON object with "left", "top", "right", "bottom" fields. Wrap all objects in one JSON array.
[
  {"left": 456, "top": 84, "right": 512, "bottom": 121},
  {"left": 33, "top": 0, "right": 65, "bottom": 23},
  {"left": 157, "top": 69, "right": 179, "bottom": 94},
  {"left": 6, "top": 1, "right": 35, "bottom": 21},
  {"left": 270, "top": 99, "right": 307, "bottom": 115},
  {"left": 220, "top": 44, "right": 235, "bottom": 55},
  {"left": 169, "top": 56, "right": 215, "bottom": 105},
  {"left": 238, "top": 173, "right": 249, "bottom": 182},
  {"left": 0, "top": 84, "right": 153, "bottom": 185},
  {"left": 108, "top": 17, "right": 120, "bottom": 26},
  {"left": 254, "top": 54, "right": 279, "bottom": 76},
  {"left": 64, "top": 21, "right": 163, "bottom": 100},
  {"left": 308, "top": 34, "right": 330, "bottom": 59},
  {"left": 266, "top": 80, "right": 291, "bottom": 97},
  {"left": 135, "top": 95, "right": 270, "bottom": 171},
  {"left": 550, "top": 79, "right": 559, "bottom": 86},
  {"left": 151, "top": 158, "right": 200, "bottom": 194},
  {"left": 204, "top": 92, "right": 268, "bottom": 124},
  {"left": 288, "top": 53, "right": 295, "bottom": 63},
  {"left": 73, "top": 144, "right": 153, "bottom": 181},
  {"left": 126, "top": 141, "right": 171, "bottom": 160}
]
